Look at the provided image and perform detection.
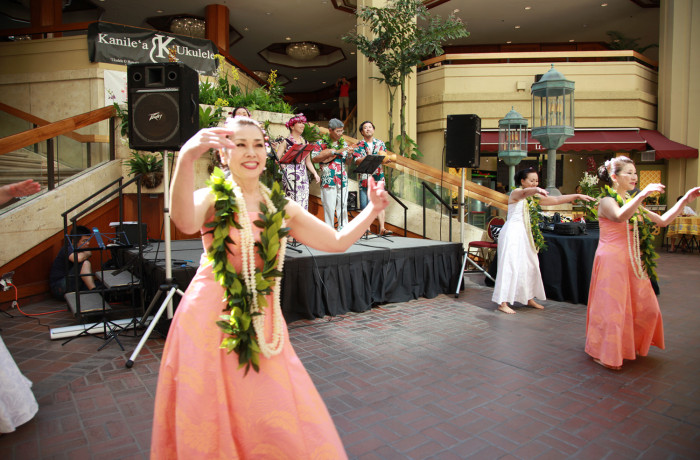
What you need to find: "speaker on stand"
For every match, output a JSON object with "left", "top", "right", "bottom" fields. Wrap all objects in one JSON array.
[
  {"left": 124, "top": 63, "right": 199, "bottom": 368},
  {"left": 445, "top": 114, "right": 481, "bottom": 169},
  {"left": 444, "top": 114, "right": 491, "bottom": 296}
]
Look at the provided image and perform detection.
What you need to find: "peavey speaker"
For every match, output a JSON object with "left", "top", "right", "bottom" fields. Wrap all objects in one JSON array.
[
  {"left": 445, "top": 114, "right": 481, "bottom": 168},
  {"left": 127, "top": 63, "right": 199, "bottom": 151}
]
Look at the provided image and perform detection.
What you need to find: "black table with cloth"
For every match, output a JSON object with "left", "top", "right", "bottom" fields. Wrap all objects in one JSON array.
[
  {"left": 487, "top": 230, "right": 599, "bottom": 304},
  {"left": 125, "top": 237, "right": 462, "bottom": 323}
]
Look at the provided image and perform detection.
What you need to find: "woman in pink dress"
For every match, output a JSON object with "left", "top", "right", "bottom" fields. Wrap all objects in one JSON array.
[
  {"left": 151, "top": 116, "right": 389, "bottom": 458},
  {"left": 585, "top": 156, "right": 700, "bottom": 370}
]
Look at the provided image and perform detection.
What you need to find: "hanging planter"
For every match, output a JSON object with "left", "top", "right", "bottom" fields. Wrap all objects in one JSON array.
[
  {"left": 124, "top": 151, "right": 169, "bottom": 189},
  {"left": 141, "top": 171, "right": 164, "bottom": 189}
]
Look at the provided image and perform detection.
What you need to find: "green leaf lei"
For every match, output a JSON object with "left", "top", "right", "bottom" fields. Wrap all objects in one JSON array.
[
  {"left": 205, "top": 168, "right": 290, "bottom": 374},
  {"left": 320, "top": 133, "right": 347, "bottom": 151},
  {"left": 525, "top": 194, "right": 547, "bottom": 252},
  {"left": 601, "top": 185, "right": 658, "bottom": 282}
]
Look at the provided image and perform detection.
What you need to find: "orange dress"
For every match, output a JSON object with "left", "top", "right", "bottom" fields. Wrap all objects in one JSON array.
[
  {"left": 151, "top": 212, "right": 347, "bottom": 459},
  {"left": 585, "top": 217, "right": 664, "bottom": 368}
]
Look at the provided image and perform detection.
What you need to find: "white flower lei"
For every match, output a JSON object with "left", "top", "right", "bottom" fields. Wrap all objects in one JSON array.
[{"left": 229, "top": 179, "right": 287, "bottom": 358}]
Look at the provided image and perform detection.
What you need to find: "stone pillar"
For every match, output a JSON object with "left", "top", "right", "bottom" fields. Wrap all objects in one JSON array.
[
  {"left": 658, "top": 0, "right": 700, "bottom": 210},
  {"left": 205, "top": 4, "right": 230, "bottom": 52},
  {"left": 30, "top": 0, "right": 62, "bottom": 38},
  {"left": 355, "top": 0, "right": 417, "bottom": 151}
]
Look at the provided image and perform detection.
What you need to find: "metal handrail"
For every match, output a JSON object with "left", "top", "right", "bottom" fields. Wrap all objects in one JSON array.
[
  {"left": 385, "top": 189, "right": 408, "bottom": 237},
  {"left": 421, "top": 182, "right": 453, "bottom": 241}
]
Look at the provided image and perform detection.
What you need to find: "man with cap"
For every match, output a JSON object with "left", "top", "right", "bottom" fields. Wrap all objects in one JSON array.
[{"left": 312, "top": 118, "right": 354, "bottom": 230}]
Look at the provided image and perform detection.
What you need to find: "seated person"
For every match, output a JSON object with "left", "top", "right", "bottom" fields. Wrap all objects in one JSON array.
[
  {"left": 49, "top": 225, "right": 97, "bottom": 299},
  {"left": 669, "top": 195, "right": 697, "bottom": 252}
]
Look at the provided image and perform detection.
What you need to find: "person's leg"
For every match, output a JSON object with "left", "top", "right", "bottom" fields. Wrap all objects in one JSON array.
[
  {"left": 527, "top": 298, "right": 544, "bottom": 309},
  {"left": 359, "top": 187, "right": 368, "bottom": 210},
  {"left": 378, "top": 209, "right": 387, "bottom": 234},
  {"left": 321, "top": 187, "right": 337, "bottom": 228},
  {"left": 80, "top": 260, "right": 96, "bottom": 290},
  {"left": 336, "top": 185, "right": 349, "bottom": 229},
  {"left": 498, "top": 302, "right": 516, "bottom": 314},
  {"left": 50, "top": 278, "right": 67, "bottom": 300}
]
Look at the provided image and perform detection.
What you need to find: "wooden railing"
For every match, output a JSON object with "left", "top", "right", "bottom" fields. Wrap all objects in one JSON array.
[
  {"left": 0, "top": 102, "right": 109, "bottom": 145},
  {"left": 0, "top": 104, "right": 116, "bottom": 189}
]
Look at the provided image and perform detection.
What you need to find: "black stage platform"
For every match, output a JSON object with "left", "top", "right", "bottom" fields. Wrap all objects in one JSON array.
[{"left": 125, "top": 237, "right": 463, "bottom": 322}]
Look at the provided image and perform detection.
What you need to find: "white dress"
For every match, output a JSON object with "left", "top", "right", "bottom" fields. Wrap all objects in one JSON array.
[
  {"left": 491, "top": 199, "right": 546, "bottom": 305},
  {"left": 0, "top": 335, "right": 38, "bottom": 433}
]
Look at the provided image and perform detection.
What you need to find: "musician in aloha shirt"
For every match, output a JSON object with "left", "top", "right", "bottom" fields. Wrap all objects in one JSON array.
[
  {"left": 312, "top": 118, "right": 353, "bottom": 230},
  {"left": 353, "top": 120, "right": 391, "bottom": 235}
]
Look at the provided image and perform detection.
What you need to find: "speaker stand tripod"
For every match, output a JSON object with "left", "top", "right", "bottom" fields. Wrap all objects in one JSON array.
[{"left": 125, "top": 150, "right": 181, "bottom": 367}]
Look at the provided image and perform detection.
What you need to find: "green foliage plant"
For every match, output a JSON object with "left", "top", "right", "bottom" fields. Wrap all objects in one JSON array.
[
  {"left": 203, "top": 56, "right": 293, "bottom": 114},
  {"left": 344, "top": 0, "right": 468, "bottom": 156},
  {"left": 125, "top": 151, "right": 164, "bottom": 175}
]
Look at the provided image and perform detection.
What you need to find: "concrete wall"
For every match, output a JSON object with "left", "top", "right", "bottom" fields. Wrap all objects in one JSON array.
[{"left": 416, "top": 61, "right": 659, "bottom": 173}]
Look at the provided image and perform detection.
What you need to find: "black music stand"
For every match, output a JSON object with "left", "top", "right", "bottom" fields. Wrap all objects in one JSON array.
[
  {"left": 352, "top": 154, "right": 389, "bottom": 240},
  {"left": 279, "top": 143, "right": 320, "bottom": 251}
]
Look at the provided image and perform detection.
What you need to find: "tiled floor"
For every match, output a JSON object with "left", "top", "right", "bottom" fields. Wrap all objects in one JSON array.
[{"left": 1, "top": 251, "right": 699, "bottom": 459}]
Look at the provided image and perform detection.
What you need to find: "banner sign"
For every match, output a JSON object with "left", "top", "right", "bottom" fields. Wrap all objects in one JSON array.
[{"left": 88, "top": 22, "right": 218, "bottom": 76}]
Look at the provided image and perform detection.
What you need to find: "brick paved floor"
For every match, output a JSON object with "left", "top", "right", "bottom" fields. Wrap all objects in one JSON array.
[{"left": 1, "top": 251, "right": 699, "bottom": 459}]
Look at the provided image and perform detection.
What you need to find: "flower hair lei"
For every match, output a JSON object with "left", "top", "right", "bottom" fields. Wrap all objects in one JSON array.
[
  {"left": 601, "top": 185, "right": 658, "bottom": 281},
  {"left": 206, "top": 168, "right": 290, "bottom": 374}
]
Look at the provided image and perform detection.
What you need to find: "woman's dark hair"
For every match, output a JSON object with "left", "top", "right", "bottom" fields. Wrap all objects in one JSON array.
[
  {"left": 514, "top": 167, "right": 537, "bottom": 186},
  {"left": 597, "top": 156, "right": 634, "bottom": 186},
  {"left": 233, "top": 106, "right": 251, "bottom": 117},
  {"left": 70, "top": 225, "right": 91, "bottom": 245},
  {"left": 359, "top": 121, "right": 374, "bottom": 133}
]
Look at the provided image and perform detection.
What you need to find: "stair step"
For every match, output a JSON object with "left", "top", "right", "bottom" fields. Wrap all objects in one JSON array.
[
  {"left": 64, "top": 291, "right": 112, "bottom": 315},
  {"left": 95, "top": 270, "right": 140, "bottom": 288}
]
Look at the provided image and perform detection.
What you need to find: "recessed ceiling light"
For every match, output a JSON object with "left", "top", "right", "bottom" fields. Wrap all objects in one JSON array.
[
  {"left": 569, "top": 39, "right": 575, "bottom": 42},
  {"left": 293, "top": 77, "right": 298, "bottom": 80},
  {"left": 156, "top": 9, "right": 164, "bottom": 13},
  {"left": 525, "top": 6, "right": 531, "bottom": 10},
  {"left": 285, "top": 37, "right": 291, "bottom": 41},
  {"left": 243, "top": 27, "right": 249, "bottom": 31},
  {"left": 350, "top": 51, "right": 356, "bottom": 55},
  {"left": 322, "top": 81, "right": 326, "bottom": 84},
  {"left": 265, "top": 12, "right": 272, "bottom": 15},
  {"left": 514, "top": 25, "right": 521, "bottom": 29},
  {"left": 506, "top": 40, "right": 512, "bottom": 44},
  {"left": 601, "top": 3, "right": 608, "bottom": 6}
]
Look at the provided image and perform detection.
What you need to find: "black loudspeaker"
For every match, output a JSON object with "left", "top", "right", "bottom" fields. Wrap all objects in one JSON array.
[
  {"left": 347, "top": 191, "right": 358, "bottom": 211},
  {"left": 445, "top": 114, "right": 481, "bottom": 168},
  {"left": 127, "top": 63, "right": 199, "bottom": 151}
]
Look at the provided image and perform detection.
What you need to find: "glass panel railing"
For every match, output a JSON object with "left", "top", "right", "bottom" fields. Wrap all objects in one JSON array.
[
  {"left": 0, "top": 110, "right": 34, "bottom": 139},
  {"left": 0, "top": 117, "right": 112, "bottom": 215}
]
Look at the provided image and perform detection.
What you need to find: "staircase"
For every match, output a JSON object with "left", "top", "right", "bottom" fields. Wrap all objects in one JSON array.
[{"left": 0, "top": 148, "right": 81, "bottom": 187}]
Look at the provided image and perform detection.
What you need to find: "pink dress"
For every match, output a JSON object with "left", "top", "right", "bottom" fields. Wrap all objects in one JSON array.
[
  {"left": 585, "top": 217, "right": 664, "bottom": 368},
  {"left": 151, "top": 212, "right": 347, "bottom": 459}
]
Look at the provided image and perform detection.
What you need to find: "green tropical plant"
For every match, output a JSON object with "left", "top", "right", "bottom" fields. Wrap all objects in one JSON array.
[
  {"left": 199, "top": 105, "right": 223, "bottom": 129},
  {"left": 112, "top": 102, "right": 129, "bottom": 138},
  {"left": 606, "top": 31, "right": 658, "bottom": 54},
  {"left": 393, "top": 133, "right": 423, "bottom": 161},
  {"left": 301, "top": 123, "right": 321, "bottom": 143},
  {"left": 205, "top": 57, "right": 293, "bottom": 114},
  {"left": 343, "top": 0, "right": 468, "bottom": 156},
  {"left": 125, "top": 151, "right": 165, "bottom": 175}
]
